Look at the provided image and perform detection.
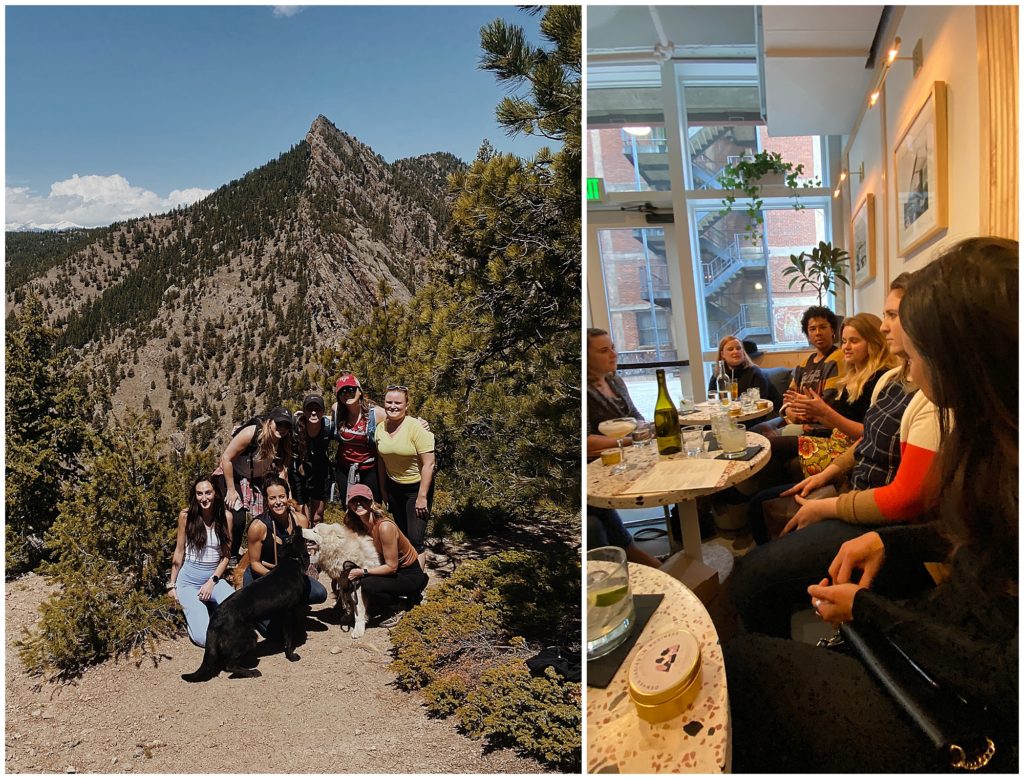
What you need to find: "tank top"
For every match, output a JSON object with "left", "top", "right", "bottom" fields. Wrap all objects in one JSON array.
[
  {"left": 369, "top": 519, "right": 418, "bottom": 569},
  {"left": 253, "top": 512, "right": 297, "bottom": 575},
  {"left": 336, "top": 412, "right": 376, "bottom": 471},
  {"left": 297, "top": 420, "right": 333, "bottom": 478},
  {"left": 184, "top": 523, "right": 222, "bottom": 566}
]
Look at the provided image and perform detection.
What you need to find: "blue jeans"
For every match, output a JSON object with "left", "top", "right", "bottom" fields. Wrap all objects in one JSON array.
[
  {"left": 242, "top": 567, "right": 328, "bottom": 637},
  {"left": 730, "top": 519, "right": 933, "bottom": 637},
  {"left": 177, "top": 560, "right": 236, "bottom": 647}
]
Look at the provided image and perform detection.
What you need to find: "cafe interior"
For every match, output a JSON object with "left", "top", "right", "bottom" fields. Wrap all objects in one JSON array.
[{"left": 585, "top": 5, "right": 1018, "bottom": 773}]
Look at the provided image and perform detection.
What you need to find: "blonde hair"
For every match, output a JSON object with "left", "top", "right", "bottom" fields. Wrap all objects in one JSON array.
[
  {"left": 716, "top": 335, "right": 752, "bottom": 369},
  {"left": 836, "top": 313, "right": 898, "bottom": 401},
  {"left": 255, "top": 418, "right": 293, "bottom": 471}
]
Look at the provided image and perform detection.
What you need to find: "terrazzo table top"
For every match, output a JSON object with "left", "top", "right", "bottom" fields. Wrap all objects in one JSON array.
[
  {"left": 587, "top": 432, "right": 770, "bottom": 510},
  {"left": 587, "top": 563, "right": 730, "bottom": 773},
  {"left": 678, "top": 400, "right": 774, "bottom": 426}
]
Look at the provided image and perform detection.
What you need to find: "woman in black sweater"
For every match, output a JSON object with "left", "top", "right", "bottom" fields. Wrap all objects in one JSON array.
[
  {"left": 724, "top": 237, "right": 1018, "bottom": 772},
  {"left": 708, "top": 335, "right": 782, "bottom": 410}
]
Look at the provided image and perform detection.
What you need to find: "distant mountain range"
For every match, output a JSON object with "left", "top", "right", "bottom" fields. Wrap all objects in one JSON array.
[
  {"left": 7, "top": 220, "right": 87, "bottom": 232},
  {"left": 6, "top": 115, "right": 466, "bottom": 449}
]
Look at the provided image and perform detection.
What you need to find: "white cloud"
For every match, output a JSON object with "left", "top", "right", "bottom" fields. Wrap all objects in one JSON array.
[
  {"left": 5, "top": 174, "right": 213, "bottom": 230},
  {"left": 272, "top": 6, "right": 303, "bottom": 18}
]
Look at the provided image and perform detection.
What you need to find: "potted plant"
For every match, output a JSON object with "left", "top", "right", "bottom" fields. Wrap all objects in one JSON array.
[
  {"left": 781, "top": 241, "right": 851, "bottom": 306},
  {"left": 717, "top": 151, "right": 819, "bottom": 245}
]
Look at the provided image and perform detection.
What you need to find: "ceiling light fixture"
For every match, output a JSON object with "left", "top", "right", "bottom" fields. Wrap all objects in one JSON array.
[
  {"left": 754, "top": 282, "right": 763, "bottom": 291},
  {"left": 623, "top": 126, "right": 653, "bottom": 137},
  {"left": 868, "top": 37, "right": 924, "bottom": 110}
]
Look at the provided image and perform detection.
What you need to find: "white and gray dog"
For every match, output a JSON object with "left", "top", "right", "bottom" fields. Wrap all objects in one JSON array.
[{"left": 302, "top": 523, "right": 379, "bottom": 638}]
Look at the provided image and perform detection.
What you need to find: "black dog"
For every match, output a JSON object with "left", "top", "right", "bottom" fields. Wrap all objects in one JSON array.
[{"left": 182, "top": 526, "right": 310, "bottom": 682}]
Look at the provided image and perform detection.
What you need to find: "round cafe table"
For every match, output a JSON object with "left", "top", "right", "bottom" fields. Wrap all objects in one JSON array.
[
  {"left": 678, "top": 400, "right": 774, "bottom": 427},
  {"left": 587, "top": 432, "right": 771, "bottom": 562},
  {"left": 587, "top": 563, "right": 730, "bottom": 773}
]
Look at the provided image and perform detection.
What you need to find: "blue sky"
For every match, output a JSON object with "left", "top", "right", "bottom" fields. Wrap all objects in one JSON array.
[{"left": 5, "top": 5, "right": 551, "bottom": 228}]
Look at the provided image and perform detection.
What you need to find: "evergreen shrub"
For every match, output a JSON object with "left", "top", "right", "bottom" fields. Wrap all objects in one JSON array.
[
  {"left": 389, "top": 550, "right": 581, "bottom": 771},
  {"left": 16, "top": 414, "right": 186, "bottom": 679}
]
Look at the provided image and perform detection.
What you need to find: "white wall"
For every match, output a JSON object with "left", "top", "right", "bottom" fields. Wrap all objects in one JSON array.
[{"left": 848, "top": 5, "right": 982, "bottom": 318}]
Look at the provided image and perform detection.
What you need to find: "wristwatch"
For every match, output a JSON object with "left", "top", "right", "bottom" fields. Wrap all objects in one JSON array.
[
  {"left": 211, "top": 575, "right": 220, "bottom": 583},
  {"left": 363, "top": 568, "right": 369, "bottom": 577}
]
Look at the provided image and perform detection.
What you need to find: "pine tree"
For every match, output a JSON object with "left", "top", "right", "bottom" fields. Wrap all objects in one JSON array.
[{"left": 5, "top": 296, "right": 96, "bottom": 575}]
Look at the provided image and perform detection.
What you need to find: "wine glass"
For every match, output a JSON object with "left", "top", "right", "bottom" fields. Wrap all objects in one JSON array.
[{"left": 598, "top": 417, "right": 637, "bottom": 474}]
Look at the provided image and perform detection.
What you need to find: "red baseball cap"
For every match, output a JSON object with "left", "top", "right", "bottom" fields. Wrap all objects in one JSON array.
[
  {"left": 335, "top": 373, "right": 361, "bottom": 393},
  {"left": 346, "top": 484, "right": 374, "bottom": 504}
]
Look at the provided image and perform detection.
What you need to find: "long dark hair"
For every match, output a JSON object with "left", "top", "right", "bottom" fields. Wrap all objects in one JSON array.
[
  {"left": 899, "top": 237, "right": 1018, "bottom": 578},
  {"left": 185, "top": 477, "right": 230, "bottom": 558}
]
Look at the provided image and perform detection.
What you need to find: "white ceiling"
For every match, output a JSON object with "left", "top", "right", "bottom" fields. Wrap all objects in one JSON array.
[
  {"left": 586, "top": 5, "right": 887, "bottom": 137},
  {"left": 762, "top": 6, "right": 884, "bottom": 136}
]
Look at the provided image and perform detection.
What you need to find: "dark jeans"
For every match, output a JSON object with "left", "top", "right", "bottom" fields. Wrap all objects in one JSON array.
[
  {"left": 334, "top": 465, "right": 381, "bottom": 504},
  {"left": 385, "top": 475, "right": 434, "bottom": 553},
  {"left": 360, "top": 564, "right": 428, "bottom": 612},
  {"left": 229, "top": 508, "right": 247, "bottom": 559},
  {"left": 730, "top": 519, "right": 934, "bottom": 638},
  {"left": 242, "top": 567, "right": 329, "bottom": 637},
  {"left": 586, "top": 508, "right": 633, "bottom": 550},
  {"left": 747, "top": 482, "right": 798, "bottom": 545}
]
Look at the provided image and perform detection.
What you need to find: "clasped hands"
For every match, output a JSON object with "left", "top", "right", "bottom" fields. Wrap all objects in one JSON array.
[
  {"left": 783, "top": 387, "right": 828, "bottom": 425},
  {"left": 807, "top": 531, "right": 886, "bottom": 625}
]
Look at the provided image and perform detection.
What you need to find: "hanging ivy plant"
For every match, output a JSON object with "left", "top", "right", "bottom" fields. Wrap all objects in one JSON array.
[{"left": 718, "top": 151, "right": 820, "bottom": 245}]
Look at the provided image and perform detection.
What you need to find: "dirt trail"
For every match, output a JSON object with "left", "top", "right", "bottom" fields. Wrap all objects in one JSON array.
[{"left": 5, "top": 571, "right": 545, "bottom": 774}]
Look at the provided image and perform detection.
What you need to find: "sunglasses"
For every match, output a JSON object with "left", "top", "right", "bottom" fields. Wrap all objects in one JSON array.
[
  {"left": 337, "top": 386, "right": 358, "bottom": 395},
  {"left": 386, "top": 385, "right": 409, "bottom": 392}
]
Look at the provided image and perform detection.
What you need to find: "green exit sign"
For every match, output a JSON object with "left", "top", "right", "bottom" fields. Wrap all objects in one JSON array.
[{"left": 586, "top": 177, "right": 604, "bottom": 202}]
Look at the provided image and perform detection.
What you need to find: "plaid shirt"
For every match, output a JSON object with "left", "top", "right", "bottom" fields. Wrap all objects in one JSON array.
[{"left": 849, "top": 377, "right": 915, "bottom": 491}]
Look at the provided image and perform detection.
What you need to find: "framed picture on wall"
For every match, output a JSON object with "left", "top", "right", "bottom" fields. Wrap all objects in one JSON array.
[
  {"left": 893, "top": 81, "right": 948, "bottom": 256},
  {"left": 851, "top": 193, "right": 875, "bottom": 287}
]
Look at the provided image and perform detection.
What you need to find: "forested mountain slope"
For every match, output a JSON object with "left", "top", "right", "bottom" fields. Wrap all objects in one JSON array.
[{"left": 5, "top": 115, "right": 465, "bottom": 449}]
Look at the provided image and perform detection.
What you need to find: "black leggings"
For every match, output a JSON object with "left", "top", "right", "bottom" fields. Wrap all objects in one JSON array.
[
  {"left": 360, "top": 563, "right": 428, "bottom": 609},
  {"left": 385, "top": 475, "right": 434, "bottom": 553}
]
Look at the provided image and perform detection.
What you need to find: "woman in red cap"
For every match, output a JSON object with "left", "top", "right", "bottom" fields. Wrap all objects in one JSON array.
[
  {"left": 343, "top": 483, "right": 428, "bottom": 628},
  {"left": 330, "top": 372, "right": 386, "bottom": 502}
]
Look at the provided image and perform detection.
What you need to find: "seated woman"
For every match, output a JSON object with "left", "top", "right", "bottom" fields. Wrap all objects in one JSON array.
[
  {"left": 755, "top": 306, "right": 845, "bottom": 436},
  {"left": 707, "top": 335, "right": 782, "bottom": 411},
  {"left": 586, "top": 328, "right": 662, "bottom": 568},
  {"left": 789, "top": 312, "right": 897, "bottom": 476},
  {"left": 169, "top": 477, "right": 236, "bottom": 647},
  {"left": 341, "top": 484, "right": 428, "bottom": 628},
  {"left": 733, "top": 276, "right": 941, "bottom": 634},
  {"left": 244, "top": 476, "right": 328, "bottom": 636},
  {"left": 724, "top": 236, "right": 1018, "bottom": 772},
  {"left": 586, "top": 327, "right": 643, "bottom": 459}
]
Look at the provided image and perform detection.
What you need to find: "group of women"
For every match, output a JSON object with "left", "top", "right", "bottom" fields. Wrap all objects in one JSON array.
[
  {"left": 169, "top": 373, "right": 435, "bottom": 647},
  {"left": 725, "top": 236, "right": 1018, "bottom": 771},
  {"left": 586, "top": 237, "right": 1017, "bottom": 771}
]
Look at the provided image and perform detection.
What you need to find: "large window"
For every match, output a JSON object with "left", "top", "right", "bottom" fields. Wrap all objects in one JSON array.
[
  {"left": 692, "top": 202, "right": 830, "bottom": 350},
  {"left": 588, "top": 56, "right": 835, "bottom": 401}
]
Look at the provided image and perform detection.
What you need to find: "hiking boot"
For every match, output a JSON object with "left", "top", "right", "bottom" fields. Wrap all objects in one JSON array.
[{"left": 379, "top": 612, "right": 404, "bottom": 629}]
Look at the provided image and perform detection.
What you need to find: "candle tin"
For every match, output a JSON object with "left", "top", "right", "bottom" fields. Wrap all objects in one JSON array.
[{"left": 627, "top": 630, "right": 703, "bottom": 723}]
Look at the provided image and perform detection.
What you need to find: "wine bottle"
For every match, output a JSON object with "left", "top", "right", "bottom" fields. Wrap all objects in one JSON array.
[
  {"left": 716, "top": 360, "right": 731, "bottom": 405},
  {"left": 653, "top": 368, "right": 682, "bottom": 455}
]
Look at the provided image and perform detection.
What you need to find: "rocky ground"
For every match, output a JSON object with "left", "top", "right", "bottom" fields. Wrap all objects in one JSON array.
[{"left": 5, "top": 561, "right": 548, "bottom": 774}]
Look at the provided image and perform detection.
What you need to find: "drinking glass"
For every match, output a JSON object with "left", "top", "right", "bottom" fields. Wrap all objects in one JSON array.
[
  {"left": 586, "top": 546, "right": 635, "bottom": 660},
  {"left": 632, "top": 418, "right": 653, "bottom": 447},
  {"left": 598, "top": 417, "right": 637, "bottom": 474},
  {"left": 748, "top": 387, "right": 761, "bottom": 402},
  {"left": 682, "top": 425, "right": 705, "bottom": 458},
  {"left": 720, "top": 423, "right": 748, "bottom": 459},
  {"left": 707, "top": 390, "right": 719, "bottom": 406}
]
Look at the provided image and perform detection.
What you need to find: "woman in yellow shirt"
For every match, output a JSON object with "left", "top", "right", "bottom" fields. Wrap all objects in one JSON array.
[{"left": 375, "top": 385, "right": 435, "bottom": 564}]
